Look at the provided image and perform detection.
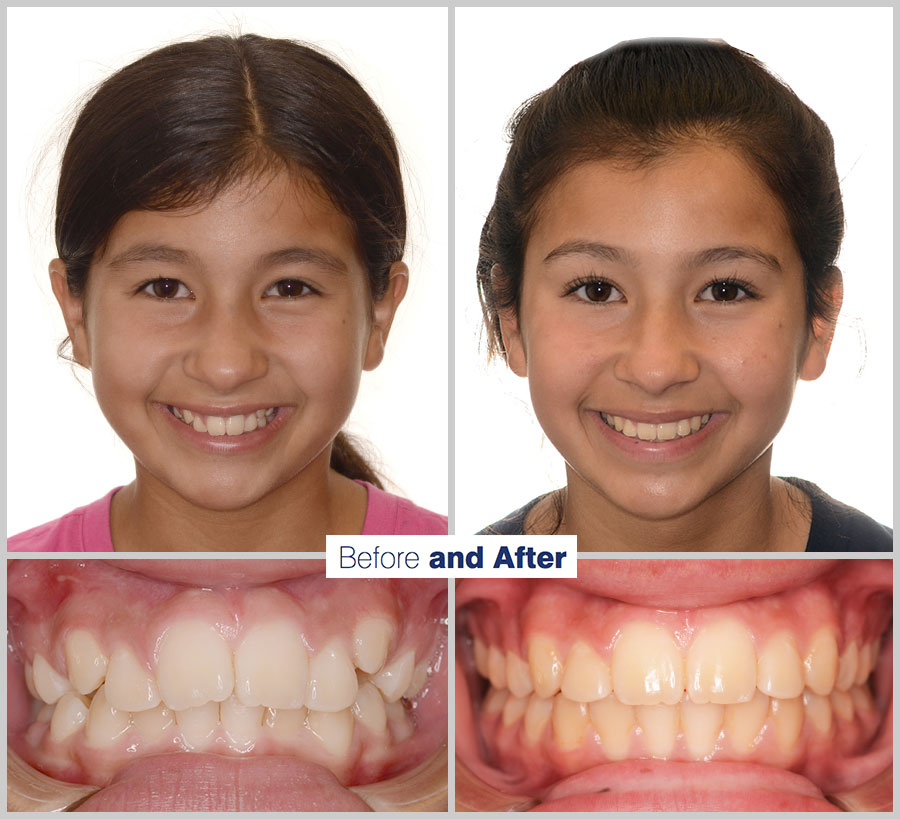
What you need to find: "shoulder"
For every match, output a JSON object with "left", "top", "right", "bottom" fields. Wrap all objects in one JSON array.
[
  {"left": 478, "top": 494, "right": 549, "bottom": 535},
  {"left": 7, "top": 490, "right": 118, "bottom": 553},
  {"left": 785, "top": 478, "right": 893, "bottom": 552},
  {"left": 360, "top": 482, "right": 448, "bottom": 535}
]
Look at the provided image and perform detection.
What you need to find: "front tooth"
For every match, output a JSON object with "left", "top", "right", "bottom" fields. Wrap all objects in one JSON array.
[
  {"left": 85, "top": 685, "right": 130, "bottom": 747},
  {"left": 506, "top": 651, "right": 533, "bottom": 698},
  {"left": 225, "top": 415, "right": 244, "bottom": 436},
  {"left": 32, "top": 654, "right": 71, "bottom": 704},
  {"left": 687, "top": 619, "right": 756, "bottom": 704},
  {"left": 804, "top": 628, "right": 838, "bottom": 695},
  {"left": 156, "top": 619, "right": 234, "bottom": 711},
  {"left": 523, "top": 694, "right": 553, "bottom": 745},
  {"left": 676, "top": 419, "right": 692, "bottom": 437},
  {"left": 206, "top": 415, "right": 226, "bottom": 436},
  {"left": 803, "top": 691, "right": 832, "bottom": 735},
  {"left": 551, "top": 695, "right": 589, "bottom": 751},
  {"left": 175, "top": 702, "right": 219, "bottom": 750},
  {"left": 588, "top": 696, "right": 635, "bottom": 760},
  {"left": 264, "top": 706, "right": 307, "bottom": 745},
  {"left": 131, "top": 703, "right": 175, "bottom": 742},
  {"left": 622, "top": 419, "right": 638, "bottom": 437},
  {"left": 723, "top": 689, "right": 768, "bottom": 753},
  {"left": 49, "top": 692, "right": 90, "bottom": 742},
  {"left": 830, "top": 689, "right": 854, "bottom": 721},
  {"left": 351, "top": 681, "right": 388, "bottom": 735},
  {"left": 244, "top": 412, "right": 258, "bottom": 432},
  {"left": 235, "top": 621, "right": 308, "bottom": 709},
  {"left": 370, "top": 648, "right": 415, "bottom": 703},
  {"left": 472, "top": 637, "right": 489, "bottom": 679},
  {"left": 657, "top": 422, "right": 678, "bottom": 441},
  {"left": 220, "top": 695, "right": 264, "bottom": 748},
  {"left": 192, "top": 415, "right": 207, "bottom": 433},
  {"left": 487, "top": 645, "right": 507, "bottom": 690},
  {"left": 636, "top": 422, "right": 656, "bottom": 441},
  {"left": 65, "top": 630, "right": 108, "bottom": 696},
  {"left": 690, "top": 415, "right": 702, "bottom": 431},
  {"left": 182, "top": 409, "right": 194, "bottom": 423},
  {"left": 307, "top": 709, "right": 354, "bottom": 757},
  {"left": 105, "top": 647, "right": 160, "bottom": 712},
  {"left": 757, "top": 631, "right": 804, "bottom": 698},
  {"left": 502, "top": 694, "right": 528, "bottom": 728},
  {"left": 307, "top": 641, "right": 358, "bottom": 712},
  {"left": 527, "top": 634, "right": 563, "bottom": 698},
  {"left": 836, "top": 642, "right": 858, "bottom": 691},
  {"left": 769, "top": 696, "right": 804, "bottom": 751},
  {"left": 612, "top": 622, "right": 683, "bottom": 705},
  {"left": 681, "top": 700, "right": 724, "bottom": 759},
  {"left": 561, "top": 640, "right": 611, "bottom": 703},
  {"left": 636, "top": 704, "right": 679, "bottom": 757}
]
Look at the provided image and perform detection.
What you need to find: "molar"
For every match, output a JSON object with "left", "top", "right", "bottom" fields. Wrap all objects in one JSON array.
[
  {"left": 156, "top": 619, "right": 235, "bottom": 711},
  {"left": 64, "top": 630, "right": 108, "bottom": 696},
  {"left": 612, "top": 622, "right": 683, "bottom": 705},
  {"left": 370, "top": 648, "right": 415, "bottom": 703},
  {"left": 561, "top": 640, "right": 611, "bottom": 703},
  {"left": 307, "top": 641, "right": 359, "bottom": 712},
  {"left": 49, "top": 692, "right": 90, "bottom": 743},
  {"left": 104, "top": 647, "right": 161, "bottom": 712},
  {"left": 175, "top": 701, "right": 219, "bottom": 750},
  {"left": 482, "top": 686, "right": 508, "bottom": 716},
  {"left": 756, "top": 631, "right": 804, "bottom": 699},
  {"left": 551, "top": 695, "right": 589, "bottom": 751},
  {"left": 307, "top": 708, "right": 354, "bottom": 757},
  {"left": 588, "top": 696, "right": 634, "bottom": 760},
  {"left": 85, "top": 685, "right": 130, "bottom": 747},
  {"left": 527, "top": 634, "right": 563, "bottom": 699},
  {"left": 352, "top": 617, "right": 394, "bottom": 674},
  {"left": 32, "top": 654, "right": 71, "bottom": 704},
  {"left": 686, "top": 619, "right": 756, "bottom": 704},
  {"left": 235, "top": 621, "right": 308, "bottom": 709},
  {"left": 803, "top": 627, "right": 838, "bottom": 695}
]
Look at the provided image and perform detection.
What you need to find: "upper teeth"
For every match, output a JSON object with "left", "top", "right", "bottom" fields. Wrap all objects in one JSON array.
[
  {"left": 601, "top": 413, "right": 710, "bottom": 441},
  {"left": 171, "top": 406, "right": 277, "bottom": 436}
]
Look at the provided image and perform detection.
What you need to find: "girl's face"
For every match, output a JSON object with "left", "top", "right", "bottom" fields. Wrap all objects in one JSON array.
[
  {"left": 501, "top": 145, "right": 838, "bottom": 521},
  {"left": 52, "top": 170, "right": 406, "bottom": 511}
]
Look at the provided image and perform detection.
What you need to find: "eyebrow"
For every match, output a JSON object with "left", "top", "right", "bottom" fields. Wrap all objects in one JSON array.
[
  {"left": 543, "top": 241, "right": 635, "bottom": 266},
  {"left": 689, "top": 246, "right": 783, "bottom": 274},
  {"left": 105, "top": 244, "right": 191, "bottom": 269}
]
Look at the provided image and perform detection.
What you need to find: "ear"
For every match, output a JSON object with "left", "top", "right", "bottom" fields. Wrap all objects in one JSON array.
[
  {"left": 363, "top": 261, "right": 409, "bottom": 371},
  {"left": 799, "top": 267, "right": 843, "bottom": 381},
  {"left": 49, "top": 259, "right": 91, "bottom": 368},
  {"left": 494, "top": 265, "right": 527, "bottom": 377}
]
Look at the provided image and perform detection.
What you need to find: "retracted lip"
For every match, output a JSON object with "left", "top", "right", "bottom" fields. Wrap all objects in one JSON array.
[{"left": 595, "top": 409, "right": 717, "bottom": 424}]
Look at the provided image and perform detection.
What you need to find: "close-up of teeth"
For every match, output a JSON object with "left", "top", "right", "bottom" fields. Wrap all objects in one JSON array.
[
  {"left": 170, "top": 406, "right": 277, "bottom": 436},
  {"left": 600, "top": 412, "right": 711, "bottom": 441}
]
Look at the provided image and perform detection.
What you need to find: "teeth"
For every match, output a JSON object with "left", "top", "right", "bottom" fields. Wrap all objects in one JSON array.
[
  {"left": 612, "top": 622, "right": 683, "bottom": 705},
  {"left": 836, "top": 642, "right": 858, "bottom": 691},
  {"left": 502, "top": 693, "right": 528, "bottom": 728},
  {"left": 603, "top": 413, "right": 709, "bottom": 440},
  {"left": 352, "top": 618, "right": 394, "bottom": 674},
  {"left": 472, "top": 637, "right": 490, "bottom": 678},
  {"left": 175, "top": 702, "right": 219, "bottom": 750},
  {"left": 386, "top": 699, "right": 415, "bottom": 743},
  {"left": 636, "top": 703, "right": 679, "bottom": 757},
  {"left": 561, "top": 641, "right": 611, "bottom": 703},
  {"left": 370, "top": 649, "right": 415, "bottom": 703},
  {"left": 483, "top": 686, "right": 508, "bottom": 716},
  {"left": 49, "top": 692, "right": 90, "bottom": 743},
  {"left": 622, "top": 418, "right": 637, "bottom": 437},
  {"left": 804, "top": 628, "right": 838, "bottom": 695},
  {"left": 64, "top": 630, "right": 108, "bottom": 696},
  {"left": 527, "top": 634, "right": 563, "bottom": 698},
  {"left": 307, "top": 708, "right": 354, "bottom": 757},
  {"left": 802, "top": 691, "right": 833, "bottom": 735},
  {"left": 551, "top": 694, "right": 589, "bottom": 751},
  {"left": 104, "top": 647, "right": 160, "bottom": 712},
  {"left": 588, "top": 696, "right": 634, "bottom": 760},
  {"left": 506, "top": 651, "right": 534, "bottom": 698},
  {"left": 220, "top": 695, "right": 264, "bottom": 749},
  {"left": 687, "top": 619, "right": 756, "bottom": 704},
  {"left": 404, "top": 660, "right": 430, "bottom": 699},
  {"left": 24, "top": 662, "right": 37, "bottom": 699},
  {"left": 174, "top": 407, "right": 276, "bottom": 436},
  {"left": 207, "top": 415, "right": 226, "bottom": 436},
  {"left": 156, "top": 620, "right": 234, "bottom": 711},
  {"left": 351, "top": 681, "right": 388, "bottom": 735},
  {"left": 855, "top": 641, "right": 874, "bottom": 686},
  {"left": 769, "top": 696, "right": 804, "bottom": 751},
  {"left": 756, "top": 631, "right": 804, "bottom": 699},
  {"left": 307, "top": 641, "right": 359, "bottom": 712},
  {"left": 523, "top": 694, "right": 553, "bottom": 745},
  {"left": 32, "top": 654, "right": 71, "bottom": 704},
  {"left": 487, "top": 645, "right": 507, "bottom": 690},
  {"left": 723, "top": 689, "right": 769, "bottom": 753},
  {"left": 637, "top": 422, "right": 656, "bottom": 441},
  {"left": 235, "top": 621, "right": 308, "bottom": 709},
  {"left": 681, "top": 700, "right": 724, "bottom": 759},
  {"left": 264, "top": 706, "right": 307, "bottom": 744},
  {"left": 131, "top": 703, "right": 175, "bottom": 742},
  {"left": 830, "top": 689, "right": 854, "bottom": 721},
  {"left": 85, "top": 685, "right": 130, "bottom": 747},
  {"left": 192, "top": 415, "right": 207, "bottom": 432},
  {"left": 850, "top": 683, "right": 874, "bottom": 714}
]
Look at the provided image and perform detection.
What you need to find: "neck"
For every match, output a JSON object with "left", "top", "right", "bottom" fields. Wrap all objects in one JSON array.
[{"left": 110, "top": 452, "right": 367, "bottom": 552}]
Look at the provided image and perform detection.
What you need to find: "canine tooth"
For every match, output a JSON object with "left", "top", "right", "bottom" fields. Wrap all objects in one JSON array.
[
  {"left": 523, "top": 694, "right": 553, "bottom": 745},
  {"left": 636, "top": 422, "right": 656, "bottom": 441},
  {"left": 131, "top": 703, "right": 175, "bottom": 742},
  {"left": 405, "top": 660, "right": 429, "bottom": 699},
  {"left": 803, "top": 691, "right": 832, "bottom": 735},
  {"left": 65, "top": 630, "right": 108, "bottom": 696},
  {"left": 258, "top": 412, "right": 268, "bottom": 428},
  {"left": 352, "top": 681, "right": 388, "bottom": 735},
  {"left": 488, "top": 645, "right": 507, "bottom": 690},
  {"left": 850, "top": 684, "right": 874, "bottom": 713},
  {"left": 182, "top": 409, "right": 194, "bottom": 423},
  {"left": 614, "top": 415, "right": 625, "bottom": 431},
  {"left": 657, "top": 422, "right": 678, "bottom": 441},
  {"left": 770, "top": 696, "right": 804, "bottom": 751},
  {"left": 687, "top": 619, "right": 756, "bottom": 704},
  {"left": 681, "top": 700, "right": 724, "bottom": 759},
  {"left": 307, "top": 708, "right": 354, "bottom": 756},
  {"left": 690, "top": 415, "right": 702, "bottom": 431},
  {"left": 701, "top": 413, "right": 710, "bottom": 424},
  {"left": 24, "top": 662, "right": 37, "bottom": 699},
  {"left": 612, "top": 622, "right": 683, "bottom": 705},
  {"left": 502, "top": 694, "right": 528, "bottom": 728},
  {"left": 85, "top": 685, "right": 130, "bottom": 746},
  {"left": 552, "top": 695, "right": 589, "bottom": 751},
  {"left": 192, "top": 415, "right": 207, "bottom": 432},
  {"left": 636, "top": 703, "right": 679, "bottom": 757},
  {"left": 804, "top": 628, "right": 838, "bottom": 695},
  {"left": 836, "top": 642, "right": 858, "bottom": 691},
  {"left": 757, "top": 631, "right": 804, "bottom": 699},
  {"left": 855, "top": 642, "right": 873, "bottom": 686},
  {"left": 220, "top": 695, "right": 264, "bottom": 748},
  {"left": 49, "top": 692, "right": 90, "bottom": 742},
  {"left": 386, "top": 699, "right": 415, "bottom": 743},
  {"left": 371, "top": 649, "right": 415, "bottom": 703},
  {"left": 622, "top": 419, "right": 637, "bottom": 437},
  {"left": 256, "top": 409, "right": 266, "bottom": 419},
  {"left": 206, "top": 415, "right": 226, "bottom": 436},
  {"left": 483, "top": 686, "right": 508, "bottom": 716},
  {"left": 175, "top": 702, "right": 219, "bottom": 750},
  {"left": 830, "top": 689, "right": 854, "bottom": 721},
  {"left": 32, "top": 654, "right": 71, "bottom": 704},
  {"left": 308, "top": 641, "right": 358, "bottom": 712},
  {"left": 264, "top": 706, "right": 308, "bottom": 745},
  {"left": 588, "top": 696, "right": 635, "bottom": 760},
  {"left": 506, "top": 651, "right": 533, "bottom": 698},
  {"left": 561, "top": 640, "right": 611, "bottom": 702},
  {"left": 225, "top": 415, "right": 244, "bottom": 436},
  {"left": 156, "top": 619, "right": 234, "bottom": 711},
  {"left": 172, "top": 406, "right": 184, "bottom": 420},
  {"left": 244, "top": 412, "right": 258, "bottom": 432},
  {"left": 472, "top": 637, "right": 489, "bottom": 679},
  {"left": 265, "top": 407, "right": 276, "bottom": 419},
  {"left": 676, "top": 419, "right": 692, "bottom": 437},
  {"left": 236, "top": 621, "right": 307, "bottom": 709},
  {"left": 105, "top": 647, "right": 160, "bottom": 712},
  {"left": 527, "top": 634, "right": 563, "bottom": 698},
  {"left": 723, "top": 689, "right": 768, "bottom": 753}
]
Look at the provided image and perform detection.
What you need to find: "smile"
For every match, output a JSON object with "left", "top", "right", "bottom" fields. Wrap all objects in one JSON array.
[
  {"left": 600, "top": 412, "right": 711, "bottom": 442},
  {"left": 8, "top": 560, "right": 448, "bottom": 811},
  {"left": 169, "top": 406, "right": 278, "bottom": 436},
  {"left": 456, "top": 560, "right": 892, "bottom": 811}
]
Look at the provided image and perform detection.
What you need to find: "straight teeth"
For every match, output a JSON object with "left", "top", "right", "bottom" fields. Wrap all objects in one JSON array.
[
  {"left": 171, "top": 406, "right": 277, "bottom": 436},
  {"left": 601, "top": 412, "right": 711, "bottom": 441}
]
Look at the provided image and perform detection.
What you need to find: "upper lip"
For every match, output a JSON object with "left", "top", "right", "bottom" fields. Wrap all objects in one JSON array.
[{"left": 596, "top": 409, "right": 716, "bottom": 424}]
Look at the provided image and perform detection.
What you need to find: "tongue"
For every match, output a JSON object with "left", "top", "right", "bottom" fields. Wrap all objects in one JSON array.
[
  {"left": 531, "top": 760, "right": 840, "bottom": 812},
  {"left": 74, "top": 754, "right": 372, "bottom": 811}
]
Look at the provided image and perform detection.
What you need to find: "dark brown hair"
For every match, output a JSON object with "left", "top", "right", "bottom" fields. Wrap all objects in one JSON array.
[
  {"left": 55, "top": 34, "right": 408, "bottom": 487},
  {"left": 478, "top": 38, "right": 844, "bottom": 358}
]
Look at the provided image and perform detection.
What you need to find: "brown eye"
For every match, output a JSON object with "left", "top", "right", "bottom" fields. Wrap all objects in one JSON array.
[
  {"left": 700, "top": 281, "right": 751, "bottom": 302},
  {"left": 142, "top": 278, "right": 190, "bottom": 298},
  {"left": 573, "top": 280, "right": 624, "bottom": 303},
  {"left": 266, "top": 279, "right": 312, "bottom": 298}
]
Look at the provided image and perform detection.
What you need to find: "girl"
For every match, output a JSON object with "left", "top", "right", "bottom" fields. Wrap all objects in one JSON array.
[
  {"left": 9, "top": 32, "right": 446, "bottom": 551},
  {"left": 473, "top": 38, "right": 891, "bottom": 551}
]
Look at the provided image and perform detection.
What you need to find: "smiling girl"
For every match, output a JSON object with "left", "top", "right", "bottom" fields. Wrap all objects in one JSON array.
[
  {"left": 9, "top": 33, "right": 446, "bottom": 551},
  {"left": 476, "top": 39, "right": 890, "bottom": 551}
]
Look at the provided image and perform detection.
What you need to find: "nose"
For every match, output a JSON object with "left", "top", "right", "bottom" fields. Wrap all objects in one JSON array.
[
  {"left": 183, "top": 302, "right": 269, "bottom": 392},
  {"left": 613, "top": 304, "right": 700, "bottom": 394}
]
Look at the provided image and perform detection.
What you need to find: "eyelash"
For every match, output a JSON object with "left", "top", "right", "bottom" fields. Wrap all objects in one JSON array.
[
  {"left": 136, "top": 278, "right": 318, "bottom": 300},
  {"left": 564, "top": 275, "right": 759, "bottom": 304}
]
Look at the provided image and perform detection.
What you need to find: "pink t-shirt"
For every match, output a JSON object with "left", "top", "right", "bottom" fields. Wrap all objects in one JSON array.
[{"left": 7, "top": 482, "right": 447, "bottom": 552}]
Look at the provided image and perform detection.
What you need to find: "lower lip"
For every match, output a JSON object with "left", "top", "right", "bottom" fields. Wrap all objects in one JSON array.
[
  {"left": 157, "top": 404, "right": 292, "bottom": 454},
  {"left": 590, "top": 411, "right": 723, "bottom": 462}
]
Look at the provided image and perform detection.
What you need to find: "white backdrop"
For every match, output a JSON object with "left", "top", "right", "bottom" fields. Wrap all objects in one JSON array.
[
  {"left": 455, "top": 7, "right": 893, "bottom": 534},
  {"left": 7, "top": 7, "right": 449, "bottom": 535}
]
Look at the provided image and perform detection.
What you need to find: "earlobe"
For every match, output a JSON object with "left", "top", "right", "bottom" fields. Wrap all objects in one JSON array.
[
  {"left": 49, "top": 259, "right": 91, "bottom": 368},
  {"left": 363, "top": 261, "right": 409, "bottom": 371},
  {"left": 799, "top": 267, "right": 843, "bottom": 382},
  {"left": 498, "top": 308, "right": 527, "bottom": 377}
]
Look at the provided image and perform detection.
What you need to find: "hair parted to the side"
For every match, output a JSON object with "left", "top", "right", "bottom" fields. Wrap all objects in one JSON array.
[
  {"left": 478, "top": 38, "right": 844, "bottom": 360},
  {"left": 55, "top": 34, "right": 409, "bottom": 488}
]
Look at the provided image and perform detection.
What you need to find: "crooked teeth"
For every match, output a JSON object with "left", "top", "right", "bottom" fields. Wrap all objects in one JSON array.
[
  {"left": 156, "top": 620, "right": 235, "bottom": 711},
  {"left": 172, "top": 406, "right": 277, "bottom": 436},
  {"left": 601, "top": 412, "right": 710, "bottom": 441},
  {"left": 235, "top": 621, "right": 308, "bottom": 709}
]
